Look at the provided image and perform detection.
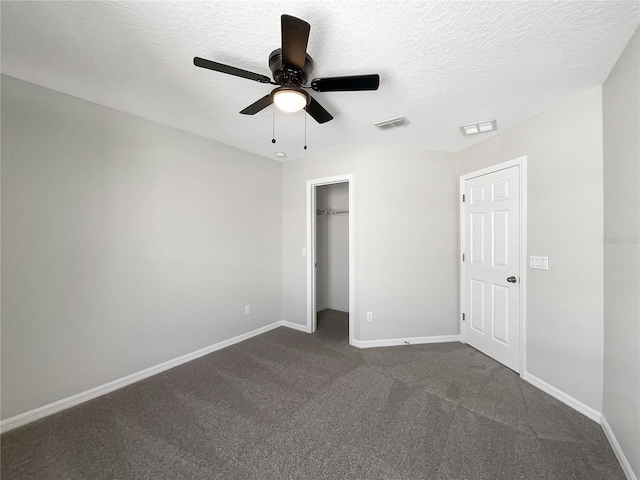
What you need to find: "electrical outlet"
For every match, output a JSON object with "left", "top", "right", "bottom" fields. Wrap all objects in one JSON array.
[
  {"left": 245, "top": 305, "right": 251, "bottom": 315},
  {"left": 366, "top": 312, "right": 373, "bottom": 322}
]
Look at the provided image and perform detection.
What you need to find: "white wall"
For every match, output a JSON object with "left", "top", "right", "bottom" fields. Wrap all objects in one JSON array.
[
  {"left": 603, "top": 27, "right": 640, "bottom": 479},
  {"left": 316, "top": 183, "right": 349, "bottom": 312},
  {"left": 458, "top": 88, "right": 605, "bottom": 412},
  {"left": 5, "top": 55, "right": 634, "bottom": 471},
  {"left": 282, "top": 146, "right": 459, "bottom": 340},
  {"left": 1, "top": 75, "right": 283, "bottom": 419},
  {"left": 315, "top": 186, "right": 329, "bottom": 311}
]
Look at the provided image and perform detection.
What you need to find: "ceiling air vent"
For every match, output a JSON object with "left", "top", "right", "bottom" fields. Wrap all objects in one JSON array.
[
  {"left": 460, "top": 119, "right": 497, "bottom": 136},
  {"left": 374, "top": 116, "right": 410, "bottom": 130}
]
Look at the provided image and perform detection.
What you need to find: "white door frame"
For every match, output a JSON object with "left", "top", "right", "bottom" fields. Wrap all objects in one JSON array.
[
  {"left": 459, "top": 157, "right": 528, "bottom": 374},
  {"left": 307, "top": 174, "right": 355, "bottom": 345}
]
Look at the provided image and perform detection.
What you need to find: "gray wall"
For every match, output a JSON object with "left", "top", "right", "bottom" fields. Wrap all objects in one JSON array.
[
  {"left": 5, "top": 41, "right": 638, "bottom": 475},
  {"left": 458, "top": 88, "right": 605, "bottom": 412},
  {"left": 316, "top": 183, "right": 349, "bottom": 312},
  {"left": 603, "top": 27, "right": 640, "bottom": 478},
  {"left": 282, "top": 146, "right": 459, "bottom": 340},
  {"left": 1, "top": 75, "right": 283, "bottom": 419}
]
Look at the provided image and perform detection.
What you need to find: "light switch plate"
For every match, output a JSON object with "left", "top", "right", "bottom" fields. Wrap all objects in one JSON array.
[{"left": 530, "top": 255, "right": 549, "bottom": 270}]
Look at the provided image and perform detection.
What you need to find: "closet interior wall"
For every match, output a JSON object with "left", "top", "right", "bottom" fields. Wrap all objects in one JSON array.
[{"left": 316, "top": 183, "right": 349, "bottom": 313}]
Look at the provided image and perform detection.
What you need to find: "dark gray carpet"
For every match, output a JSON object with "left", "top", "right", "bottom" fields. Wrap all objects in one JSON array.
[{"left": 1, "top": 309, "right": 624, "bottom": 479}]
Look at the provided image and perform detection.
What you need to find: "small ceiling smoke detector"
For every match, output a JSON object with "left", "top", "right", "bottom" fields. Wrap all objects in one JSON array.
[
  {"left": 374, "top": 116, "right": 410, "bottom": 130},
  {"left": 275, "top": 152, "right": 287, "bottom": 159},
  {"left": 460, "top": 119, "right": 497, "bottom": 136}
]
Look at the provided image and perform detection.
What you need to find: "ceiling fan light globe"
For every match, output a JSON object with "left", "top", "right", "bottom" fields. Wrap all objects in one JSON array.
[{"left": 273, "top": 89, "right": 308, "bottom": 113}]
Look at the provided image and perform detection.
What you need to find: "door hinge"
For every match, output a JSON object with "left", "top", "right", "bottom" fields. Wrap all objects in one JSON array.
[
  {"left": 462, "top": 253, "right": 465, "bottom": 262},
  {"left": 462, "top": 313, "right": 466, "bottom": 321},
  {"left": 462, "top": 194, "right": 465, "bottom": 202}
]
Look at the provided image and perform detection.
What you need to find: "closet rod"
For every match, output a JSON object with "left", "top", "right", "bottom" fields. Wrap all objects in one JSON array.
[{"left": 317, "top": 209, "right": 349, "bottom": 216}]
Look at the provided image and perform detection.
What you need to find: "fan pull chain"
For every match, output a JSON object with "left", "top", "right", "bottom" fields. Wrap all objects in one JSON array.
[
  {"left": 271, "top": 106, "right": 276, "bottom": 143},
  {"left": 304, "top": 109, "right": 308, "bottom": 150}
]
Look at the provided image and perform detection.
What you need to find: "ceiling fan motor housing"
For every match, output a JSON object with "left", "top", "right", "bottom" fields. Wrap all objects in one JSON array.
[{"left": 268, "top": 48, "right": 314, "bottom": 86}]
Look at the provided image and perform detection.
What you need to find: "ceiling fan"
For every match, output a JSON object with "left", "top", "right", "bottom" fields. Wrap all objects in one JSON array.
[{"left": 193, "top": 14, "right": 380, "bottom": 124}]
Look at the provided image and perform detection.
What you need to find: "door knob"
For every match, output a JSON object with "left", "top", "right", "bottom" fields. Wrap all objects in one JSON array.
[{"left": 507, "top": 276, "right": 517, "bottom": 283}]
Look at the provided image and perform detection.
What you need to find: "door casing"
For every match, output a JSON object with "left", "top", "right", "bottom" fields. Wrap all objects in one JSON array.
[
  {"left": 307, "top": 174, "right": 354, "bottom": 344},
  {"left": 459, "top": 157, "right": 528, "bottom": 374}
]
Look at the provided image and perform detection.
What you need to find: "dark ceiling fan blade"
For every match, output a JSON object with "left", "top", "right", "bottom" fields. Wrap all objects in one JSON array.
[
  {"left": 281, "top": 14, "right": 310, "bottom": 70},
  {"left": 194, "top": 57, "right": 273, "bottom": 84},
  {"left": 310, "top": 74, "right": 380, "bottom": 92},
  {"left": 239, "top": 94, "right": 274, "bottom": 115},
  {"left": 305, "top": 96, "right": 333, "bottom": 124}
]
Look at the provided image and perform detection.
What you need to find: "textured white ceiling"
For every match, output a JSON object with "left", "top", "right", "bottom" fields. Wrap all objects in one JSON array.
[{"left": 2, "top": 1, "right": 638, "bottom": 161}]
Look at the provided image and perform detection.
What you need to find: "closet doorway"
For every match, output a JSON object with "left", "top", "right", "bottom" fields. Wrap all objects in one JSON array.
[{"left": 306, "top": 175, "right": 354, "bottom": 344}]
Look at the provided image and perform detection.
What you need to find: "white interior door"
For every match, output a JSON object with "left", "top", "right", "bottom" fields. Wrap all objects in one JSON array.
[{"left": 463, "top": 165, "right": 521, "bottom": 371}]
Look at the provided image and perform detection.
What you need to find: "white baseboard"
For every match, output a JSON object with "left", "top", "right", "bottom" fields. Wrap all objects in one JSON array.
[
  {"left": 325, "top": 304, "right": 349, "bottom": 313},
  {"left": 601, "top": 416, "right": 638, "bottom": 480},
  {"left": 281, "top": 320, "right": 309, "bottom": 333},
  {"left": 316, "top": 305, "right": 349, "bottom": 313},
  {"left": 525, "top": 376, "right": 639, "bottom": 480},
  {"left": 521, "top": 371, "right": 602, "bottom": 423},
  {"left": 0, "top": 321, "right": 283, "bottom": 434},
  {"left": 351, "top": 334, "right": 461, "bottom": 349}
]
